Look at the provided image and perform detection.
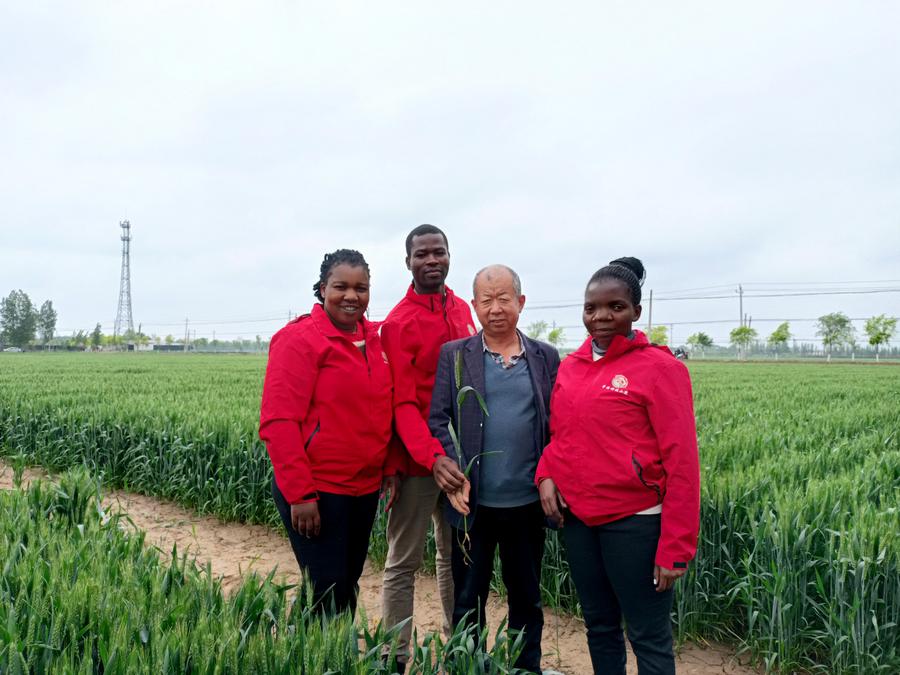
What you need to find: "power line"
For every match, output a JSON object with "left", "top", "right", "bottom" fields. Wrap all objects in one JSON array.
[
  {"left": 523, "top": 287, "right": 900, "bottom": 310},
  {"left": 56, "top": 312, "right": 895, "bottom": 337},
  {"left": 740, "top": 279, "right": 900, "bottom": 286},
  {"left": 725, "top": 288, "right": 900, "bottom": 299},
  {"left": 94, "top": 282, "right": 900, "bottom": 325},
  {"left": 63, "top": 283, "right": 898, "bottom": 335}
]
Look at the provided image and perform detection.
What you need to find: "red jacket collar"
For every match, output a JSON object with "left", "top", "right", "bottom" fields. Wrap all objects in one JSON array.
[
  {"left": 402, "top": 283, "right": 462, "bottom": 313},
  {"left": 310, "top": 303, "right": 369, "bottom": 340},
  {"left": 571, "top": 329, "right": 653, "bottom": 362}
]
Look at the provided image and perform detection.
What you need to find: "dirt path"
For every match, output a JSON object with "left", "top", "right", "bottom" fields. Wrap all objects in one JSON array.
[{"left": 1, "top": 464, "right": 758, "bottom": 675}]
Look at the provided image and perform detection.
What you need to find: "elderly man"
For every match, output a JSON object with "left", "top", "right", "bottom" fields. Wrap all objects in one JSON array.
[{"left": 428, "top": 264, "right": 560, "bottom": 675}]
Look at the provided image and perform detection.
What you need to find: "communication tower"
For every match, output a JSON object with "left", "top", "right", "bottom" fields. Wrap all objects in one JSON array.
[{"left": 114, "top": 220, "right": 135, "bottom": 338}]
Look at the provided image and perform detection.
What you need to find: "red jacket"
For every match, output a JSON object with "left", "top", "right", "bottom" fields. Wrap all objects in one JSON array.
[
  {"left": 381, "top": 284, "right": 476, "bottom": 475},
  {"left": 535, "top": 330, "right": 700, "bottom": 569},
  {"left": 259, "top": 304, "right": 397, "bottom": 504}
]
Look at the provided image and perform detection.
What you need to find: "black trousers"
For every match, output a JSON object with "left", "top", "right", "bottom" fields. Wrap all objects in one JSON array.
[
  {"left": 272, "top": 479, "right": 379, "bottom": 616},
  {"left": 450, "top": 501, "right": 545, "bottom": 674},
  {"left": 563, "top": 513, "right": 675, "bottom": 675}
]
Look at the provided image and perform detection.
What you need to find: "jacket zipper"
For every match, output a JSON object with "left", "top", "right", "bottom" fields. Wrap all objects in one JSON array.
[{"left": 304, "top": 422, "right": 320, "bottom": 450}]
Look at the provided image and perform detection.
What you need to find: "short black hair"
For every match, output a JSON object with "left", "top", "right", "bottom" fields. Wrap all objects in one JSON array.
[
  {"left": 405, "top": 224, "right": 449, "bottom": 257},
  {"left": 313, "top": 249, "right": 370, "bottom": 303},
  {"left": 587, "top": 257, "right": 646, "bottom": 305}
]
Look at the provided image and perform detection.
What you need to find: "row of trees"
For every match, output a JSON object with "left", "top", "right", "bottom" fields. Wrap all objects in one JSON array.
[
  {"left": 5, "top": 286, "right": 894, "bottom": 360},
  {"left": 525, "top": 320, "right": 566, "bottom": 347},
  {"left": 36, "top": 326, "right": 270, "bottom": 353},
  {"left": 694, "top": 313, "right": 898, "bottom": 360},
  {"left": 0, "top": 290, "right": 57, "bottom": 348},
  {"left": 1, "top": 290, "right": 267, "bottom": 353}
]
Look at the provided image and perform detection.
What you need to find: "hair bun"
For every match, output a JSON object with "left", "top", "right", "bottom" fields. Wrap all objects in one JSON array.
[{"left": 608, "top": 257, "right": 645, "bottom": 285}]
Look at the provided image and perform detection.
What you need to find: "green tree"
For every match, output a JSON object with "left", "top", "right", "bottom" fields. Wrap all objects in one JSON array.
[
  {"left": 0, "top": 289, "right": 38, "bottom": 347},
  {"left": 816, "top": 312, "right": 855, "bottom": 362},
  {"left": 730, "top": 325, "right": 757, "bottom": 360},
  {"left": 648, "top": 325, "right": 668, "bottom": 345},
  {"left": 37, "top": 300, "right": 58, "bottom": 348},
  {"left": 546, "top": 326, "right": 566, "bottom": 349},
  {"left": 90, "top": 323, "right": 103, "bottom": 350},
  {"left": 768, "top": 322, "right": 791, "bottom": 359},
  {"left": 525, "top": 320, "right": 548, "bottom": 340},
  {"left": 686, "top": 332, "right": 713, "bottom": 357},
  {"left": 864, "top": 315, "right": 897, "bottom": 361},
  {"left": 68, "top": 330, "right": 88, "bottom": 349},
  {"left": 165, "top": 334, "right": 175, "bottom": 345}
]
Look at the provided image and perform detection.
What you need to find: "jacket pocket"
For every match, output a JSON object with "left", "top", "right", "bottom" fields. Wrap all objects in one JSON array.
[{"left": 631, "top": 452, "right": 662, "bottom": 504}]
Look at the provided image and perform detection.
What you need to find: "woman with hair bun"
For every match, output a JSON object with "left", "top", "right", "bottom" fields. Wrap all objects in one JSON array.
[
  {"left": 259, "top": 249, "right": 402, "bottom": 615},
  {"left": 536, "top": 257, "right": 700, "bottom": 675}
]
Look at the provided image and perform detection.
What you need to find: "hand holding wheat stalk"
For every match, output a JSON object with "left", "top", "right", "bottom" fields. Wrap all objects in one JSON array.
[{"left": 447, "top": 351, "right": 495, "bottom": 564}]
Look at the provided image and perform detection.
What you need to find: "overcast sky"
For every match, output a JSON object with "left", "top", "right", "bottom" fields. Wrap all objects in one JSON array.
[{"left": 2, "top": 1, "right": 898, "bottom": 346}]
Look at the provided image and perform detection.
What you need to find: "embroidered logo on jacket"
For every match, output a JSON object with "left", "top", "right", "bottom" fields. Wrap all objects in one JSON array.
[
  {"left": 601, "top": 374, "right": 630, "bottom": 396},
  {"left": 611, "top": 374, "right": 629, "bottom": 389}
]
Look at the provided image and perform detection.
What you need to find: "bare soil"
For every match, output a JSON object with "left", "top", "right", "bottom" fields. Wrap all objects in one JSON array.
[{"left": 1, "top": 463, "right": 759, "bottom": 674}]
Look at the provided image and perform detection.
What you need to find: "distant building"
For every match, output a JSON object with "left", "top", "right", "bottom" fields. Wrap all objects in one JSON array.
[{"left": 152, "top": 344, "right": 193, "bottom": 352}]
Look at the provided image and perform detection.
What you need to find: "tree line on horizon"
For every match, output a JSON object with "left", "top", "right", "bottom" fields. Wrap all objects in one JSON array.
[
  {"left": 680, "top": 314, "right": 897, "bottom": 361},
  {"left": 2, "top": 289, "right": 897, "bottom": 359},
  {"left": 0, "top": 289, "right": 271, "bottom": 352}
]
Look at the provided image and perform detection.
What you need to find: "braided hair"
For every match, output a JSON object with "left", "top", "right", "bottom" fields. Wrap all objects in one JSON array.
[
  {"left": 313, "top": 249, "right": 370, "bottom": 303},
  {"left": 587, "top": 257, "right": 646, "bottom": 305}
]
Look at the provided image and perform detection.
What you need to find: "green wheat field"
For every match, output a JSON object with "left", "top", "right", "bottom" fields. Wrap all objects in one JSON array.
[{"left": 1, "top": 353, "right": 898, "bottom": 673}]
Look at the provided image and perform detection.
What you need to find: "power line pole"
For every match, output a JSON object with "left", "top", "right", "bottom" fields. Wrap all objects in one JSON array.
[
  {"left": 183, "top": 318, "right": 189, "bottom": 352},
  {"left": 113, "top": 220, "right": 135, "bottom": 342},
  {"left": 647, "top": 289, "right": 653, "bottom": 333},
  {"left": 737, "top": 284, "right": 744, "bottom": 327}
]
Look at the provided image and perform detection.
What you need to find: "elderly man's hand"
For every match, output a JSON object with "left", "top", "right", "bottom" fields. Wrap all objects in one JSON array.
[{"left": 446, "top": 479, "right": 471, "bottom": 516}]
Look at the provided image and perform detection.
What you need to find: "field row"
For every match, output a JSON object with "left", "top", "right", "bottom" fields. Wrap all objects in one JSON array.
[{"left": 1, "top": 353, "right": 898, "bottom": 672}]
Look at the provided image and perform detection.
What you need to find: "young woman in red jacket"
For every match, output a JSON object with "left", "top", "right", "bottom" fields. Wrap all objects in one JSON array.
[
  {"left": 536, "top": 257, "right": 700, "bottom": 675},
  {"left": 259, "top": 249, "right": 401, "bottom": 615}
]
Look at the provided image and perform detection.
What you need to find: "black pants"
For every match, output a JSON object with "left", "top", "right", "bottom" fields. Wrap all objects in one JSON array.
[
  {"left": 273, "top": 479, "right": 379, "bottom": 616},
  {"left": 450, "top": 501, "right": 545, "bottom": 674},
  {"left": 564, "top": 513, "right": 675, "bottom": 675}
]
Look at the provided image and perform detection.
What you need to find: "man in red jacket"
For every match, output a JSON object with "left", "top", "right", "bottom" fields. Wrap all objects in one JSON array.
[{"left": 380, "top": 224, "right": 476, "bottom": 671}]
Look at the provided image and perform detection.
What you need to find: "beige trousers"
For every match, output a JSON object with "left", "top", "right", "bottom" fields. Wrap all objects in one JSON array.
[{"left": 381, "top": 474, "right": 454, "bottom": 660}]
